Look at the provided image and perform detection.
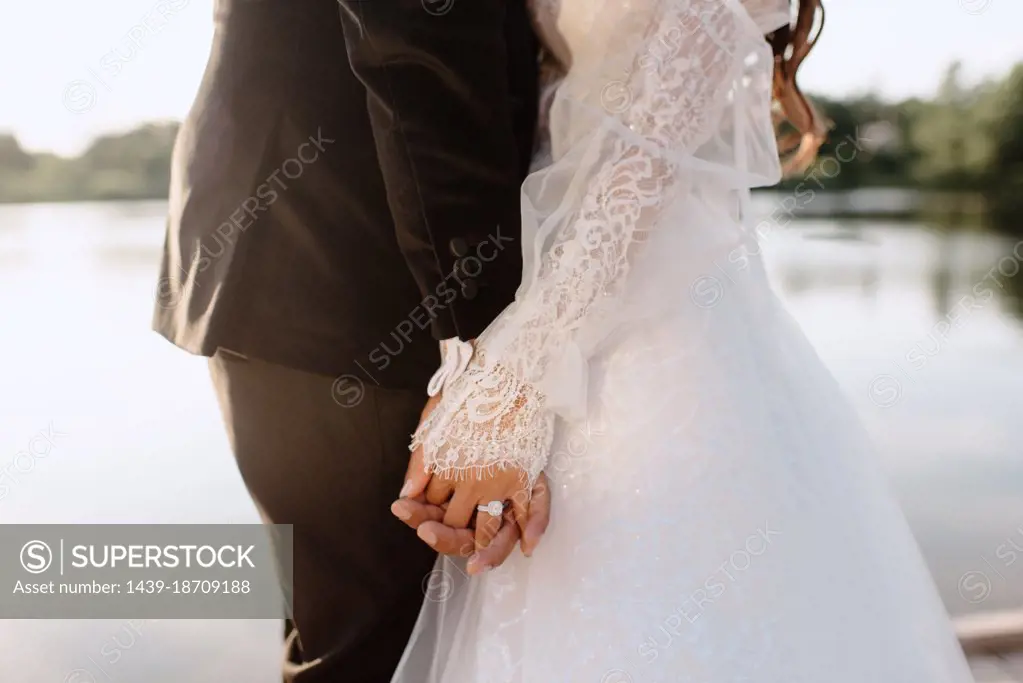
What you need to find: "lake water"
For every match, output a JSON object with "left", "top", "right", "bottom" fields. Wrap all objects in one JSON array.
[{"left": 0, "top": 198, "right": 1021, "bottom": 681}]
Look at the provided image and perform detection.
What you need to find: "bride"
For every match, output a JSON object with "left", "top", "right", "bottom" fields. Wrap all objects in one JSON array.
[{"left": 393, "top": 0, "right": 977, "bottom": 681}]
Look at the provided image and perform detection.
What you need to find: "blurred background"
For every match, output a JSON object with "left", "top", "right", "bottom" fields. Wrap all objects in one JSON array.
[{"left": 1, "top": 0, "right": 1021, "bottom": 681}]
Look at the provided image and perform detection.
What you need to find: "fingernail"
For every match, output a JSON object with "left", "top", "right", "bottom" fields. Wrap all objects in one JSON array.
[
  {"left": 390, "top": 500, "right": 411, "bottom": 521},
  {"left": 467, "top": 561, "right": 490, "bottom": 576},
  {"left": 418, "top": 528, "right": 437, "bottom": 545},
  {"left": 399, "top": 480, "right": 414, "bottom": 497}
]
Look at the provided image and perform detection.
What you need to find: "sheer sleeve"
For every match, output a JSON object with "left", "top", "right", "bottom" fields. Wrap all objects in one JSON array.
[
  {"left": 739, "top": 0, "right": 792, "bottom": 33},
  {"left": 411, "top": 0, "right": 779, "bottom": 485}
]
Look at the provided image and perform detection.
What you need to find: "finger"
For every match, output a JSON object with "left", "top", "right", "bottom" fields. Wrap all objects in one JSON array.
[
  {"left": 469, "top": 510, "right": 520, "bottom": 574},
  {"left": 424, "top": 475, "right": 454, "bottom": 507},
  {"left": 473, "top": 504, "right": 504, "bottom": 560},
  {"left": 442, "top": 487, "right": 478, "bottom": 529},
  {"left": 416, "top": 521, "right": 476, "bottom": 557},
  {"left": 390, "top": 497, "right": 445, "bottom": 530},
  {"left": 400, "top": 445, "right": 432, "bottom": 498},
  {"left": 521, "top": 473, "right": 552, "bottom": 557},
  {"left": 508, "top": 484, "right": 530, "bottom": 540}
]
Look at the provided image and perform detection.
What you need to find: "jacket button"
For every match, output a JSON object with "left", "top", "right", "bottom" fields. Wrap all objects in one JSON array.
[
  {"left": 461, "top": 280, "right": 478, "bottom": 300},
  {"left": 449, "top": 238, "right": 469, "bottom": 258},
  {"left": 456, "top": 257, "right": 478, "bottom": 279}
]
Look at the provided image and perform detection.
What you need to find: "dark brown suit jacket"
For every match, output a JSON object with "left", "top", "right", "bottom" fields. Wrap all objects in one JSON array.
[{"left": 153, "top": 0, "right": 540, "bottom": 389}]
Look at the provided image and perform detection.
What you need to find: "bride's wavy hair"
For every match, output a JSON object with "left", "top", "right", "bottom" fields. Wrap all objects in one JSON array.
[{"left": 766, "top": 0, "right": 829, "bottom": 175}]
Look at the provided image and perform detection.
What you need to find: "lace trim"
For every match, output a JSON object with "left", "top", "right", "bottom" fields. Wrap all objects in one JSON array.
[{"left": 411, "top": 346, "right": 555, "bottom": 488}]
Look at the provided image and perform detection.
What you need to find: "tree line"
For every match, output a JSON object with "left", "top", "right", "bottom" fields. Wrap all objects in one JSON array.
[
  {"left": 0, "top": 122, "right": 177, "bottom": 204},
  {"left": 1, "top": 62, "right": 1021, "bottom": 227}
]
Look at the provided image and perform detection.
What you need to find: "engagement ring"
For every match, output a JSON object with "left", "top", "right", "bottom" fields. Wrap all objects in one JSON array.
[{"left": 477, "top": 501, "right": 507, "bottom": 517}]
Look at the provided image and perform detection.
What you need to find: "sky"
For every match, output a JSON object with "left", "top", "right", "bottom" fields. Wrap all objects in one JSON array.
[{"left": 0, "top": 0, "right": 1020, "bottom": 156}]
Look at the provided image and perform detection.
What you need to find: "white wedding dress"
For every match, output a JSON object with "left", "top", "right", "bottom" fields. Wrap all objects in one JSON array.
[{"left": 396, "top": 0, "right": 977, "bottom": 681}]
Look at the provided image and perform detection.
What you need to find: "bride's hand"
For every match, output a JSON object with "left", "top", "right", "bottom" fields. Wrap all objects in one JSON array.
[
  {"left": 425, "top": 467, "right": 532, "bottom": 569},
  {"left": 398, "top": 393, "right": 536, "bottom": 571},
  {"left": 403, "top": 425, "right": 534, "bottom": 562},
  {"left": 398, "top": 392, "right": 443, "bottom": 498}
]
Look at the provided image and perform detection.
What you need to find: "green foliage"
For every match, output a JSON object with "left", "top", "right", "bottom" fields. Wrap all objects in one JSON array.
[
  {"left": 986, "top": 64, "right": 1023, "bottom": 230},
  {"left": 775, "top": 61, "right": 1021, "bottom": 207},
  {"left": 0, "top": 135, "right": 35, "bottom": 172},
  {"left": 0, "top": 122, "right": 178, "bottom": 204}
]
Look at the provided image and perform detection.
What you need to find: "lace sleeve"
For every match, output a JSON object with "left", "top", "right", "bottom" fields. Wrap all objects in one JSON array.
[{"left": 412, "top": 0, "right": 774, "bottom": 485}]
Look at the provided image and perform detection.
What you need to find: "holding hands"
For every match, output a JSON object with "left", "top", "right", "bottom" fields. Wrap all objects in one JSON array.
[{"left": 390, "top": 381, "right": 552, "bottom": 574}]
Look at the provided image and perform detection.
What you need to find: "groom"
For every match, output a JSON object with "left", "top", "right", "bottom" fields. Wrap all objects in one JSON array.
[{"left": 153, "top": 0, "right": 544, "bottom": 680}]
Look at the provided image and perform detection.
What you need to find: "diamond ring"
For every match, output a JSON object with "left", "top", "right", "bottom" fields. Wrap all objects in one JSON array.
[{"left": 477, "top": 501, "right": 507, "bottom": 517}]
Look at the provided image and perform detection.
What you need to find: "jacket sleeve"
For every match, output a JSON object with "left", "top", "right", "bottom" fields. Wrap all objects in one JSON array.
[{"left": 337, "top": 0, "right": 529, "bottom": 341}]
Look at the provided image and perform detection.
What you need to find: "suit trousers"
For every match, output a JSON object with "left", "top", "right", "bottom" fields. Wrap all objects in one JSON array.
[{"left": 208, "top": 349, "right": 436, "bottom": 682}]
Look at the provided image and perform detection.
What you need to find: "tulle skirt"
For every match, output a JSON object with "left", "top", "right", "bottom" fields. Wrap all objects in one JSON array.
[{"left": 391, "top": 194, "right": 976, "bottom": 683}]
